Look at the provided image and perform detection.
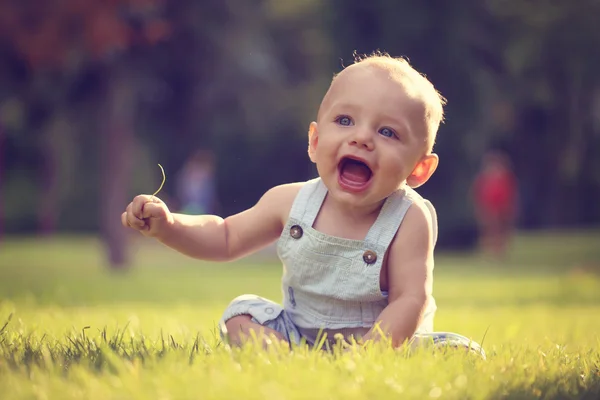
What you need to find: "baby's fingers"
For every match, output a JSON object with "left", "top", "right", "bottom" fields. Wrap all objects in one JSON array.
[
  {"left": 132, "top": 195, "right": 155, "bottom": 219},
  {"left": 125, "top": 202, "right": 147, "bottom": 230},
  {"left": 141, "top": 200, "right": 168, "bottom": 220}
]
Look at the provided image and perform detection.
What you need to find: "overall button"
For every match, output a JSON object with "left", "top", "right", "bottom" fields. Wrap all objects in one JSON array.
[
  {"left": 363, "top": 250, "right": 377, "bottom": 264},
  {"left": 290, "top": 225, "right": 303, "bottom": 239}
]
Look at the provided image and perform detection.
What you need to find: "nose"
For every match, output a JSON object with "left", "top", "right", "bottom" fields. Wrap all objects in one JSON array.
[{"left": 348, "top": 128, "right": 374, "bottom": 150}]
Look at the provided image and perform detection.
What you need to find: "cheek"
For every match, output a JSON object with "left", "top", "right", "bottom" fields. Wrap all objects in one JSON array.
[
  {"left": 384, "top": 149, "right": 405, "bottom": 166},
  {"left": 316, "top": 137, "right": 337, "bottom": 156},
  {"left": 396, "top": 144, "right": 420, "bottom": 162},
  {"left": 382, "top": 152, "right": 412, "bottom": 176}
]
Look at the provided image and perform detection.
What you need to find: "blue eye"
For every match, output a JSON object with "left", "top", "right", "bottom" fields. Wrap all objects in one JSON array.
[
  {"left": 336, "top": 116, "right": 353, "bottom": 126},
  {"left": 379, "top": 127, "right": 396, "bottom": 138}
]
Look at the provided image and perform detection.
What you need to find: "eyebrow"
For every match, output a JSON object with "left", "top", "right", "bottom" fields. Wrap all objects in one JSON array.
[{"left": 328, "top": 101, "right": 360, "bottom": 113}]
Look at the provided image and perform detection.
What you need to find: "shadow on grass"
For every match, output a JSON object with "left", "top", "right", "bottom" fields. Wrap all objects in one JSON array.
[{"left": 494, "top": 379, "right": 600, "bottom": 400}]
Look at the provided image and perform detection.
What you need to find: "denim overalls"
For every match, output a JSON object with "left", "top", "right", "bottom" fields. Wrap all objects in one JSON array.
[{"left": 219, "top": 178, "right": 485, "bottom": 357}]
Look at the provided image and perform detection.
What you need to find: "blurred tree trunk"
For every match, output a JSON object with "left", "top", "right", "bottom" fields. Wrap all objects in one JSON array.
[
  {"left": 555, "top": 63, "right": 585, "bottom": 225},
  {"left": 38, "top": 112, "right": 68, "bottom": 235},
  {"left": 99, "top": 65, "right": 136, "bottom": 269},
  {"left": 0, "top": 123, "right": 4, "bottom": 241}
]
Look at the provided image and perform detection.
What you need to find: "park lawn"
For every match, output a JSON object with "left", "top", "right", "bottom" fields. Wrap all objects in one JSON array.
[{"left": 0, "top": 230, "right": 599, "bottom": 399}]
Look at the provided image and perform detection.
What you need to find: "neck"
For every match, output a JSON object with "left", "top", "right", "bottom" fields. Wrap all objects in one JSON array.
[{"left": 323, "top": 194, "right": 386, "bottom": 223}]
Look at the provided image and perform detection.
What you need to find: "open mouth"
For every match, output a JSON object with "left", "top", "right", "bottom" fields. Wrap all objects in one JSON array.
[{"left": 338, "top": 156, "right": 373, "bottom": 191}]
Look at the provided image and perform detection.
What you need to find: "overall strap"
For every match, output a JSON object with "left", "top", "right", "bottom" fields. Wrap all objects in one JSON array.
[
  {"left": 287, "top": 178, "right": 328, "bottom": 226},
  {"left": 364, "top": 188, "right": 414, "bottom": 249}
]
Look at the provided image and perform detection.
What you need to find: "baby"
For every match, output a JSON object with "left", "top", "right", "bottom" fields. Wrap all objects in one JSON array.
[{"left": 122, "top": 52, "right": 485, "bottom": 356}]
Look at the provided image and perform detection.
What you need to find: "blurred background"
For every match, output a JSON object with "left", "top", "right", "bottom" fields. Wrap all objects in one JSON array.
[{"left": 1, "top": 0, "right": 599, "bottom": 269}]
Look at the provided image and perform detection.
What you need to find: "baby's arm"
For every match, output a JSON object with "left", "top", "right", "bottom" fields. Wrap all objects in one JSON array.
[
  {"left": 363, "top": 200, "right": 435, "bottom": 347},
  {"left": 137, "top": 183, "right": 300, "bottom": 262}
]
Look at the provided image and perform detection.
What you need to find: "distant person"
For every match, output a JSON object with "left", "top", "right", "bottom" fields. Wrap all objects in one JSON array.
[
  {"left": 175, "top": 149, "right": 218, "bottom": 215},
  {"left": 122, "top": 52, "right": 485, "bottom": 358},
  {"left": 472, "top": 150, "right": 518, "bottom": 260}
]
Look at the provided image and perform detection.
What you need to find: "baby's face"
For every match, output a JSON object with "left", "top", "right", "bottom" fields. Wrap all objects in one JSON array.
[{"left": 309, "top": 65, "right": 431, "bottom": 209}]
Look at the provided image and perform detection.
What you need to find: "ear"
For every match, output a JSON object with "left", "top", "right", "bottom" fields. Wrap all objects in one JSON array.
[
  {"left": 407, "top": 153, "right": 439, "bottom": 188},
  {"left": 307, "top": 121, "right": 319, "bottom": 163}
]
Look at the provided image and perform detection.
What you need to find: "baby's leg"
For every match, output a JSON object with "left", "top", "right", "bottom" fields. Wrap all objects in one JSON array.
[
  {"left": 411, "top": 332, "right": 487, "bottom": 359},
  {"left": 219, "top": 294, "right": 302, "bottom": 348},
  {"left": 224, "top": 315, "right": 285, "bottom": 347}
]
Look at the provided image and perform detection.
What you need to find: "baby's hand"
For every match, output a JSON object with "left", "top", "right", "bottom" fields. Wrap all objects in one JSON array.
[{"left": 121, "top": 195, "right": 174, "bottom": 238}]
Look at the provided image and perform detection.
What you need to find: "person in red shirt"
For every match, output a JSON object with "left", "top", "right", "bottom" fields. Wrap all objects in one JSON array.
[{"left": 472, "top": 150, "right": 518, "bottom": 259}]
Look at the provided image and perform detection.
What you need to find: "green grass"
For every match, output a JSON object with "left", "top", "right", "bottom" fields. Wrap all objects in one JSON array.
[{"left": 1, "top": 230, "right": 599, "bottom": 399}]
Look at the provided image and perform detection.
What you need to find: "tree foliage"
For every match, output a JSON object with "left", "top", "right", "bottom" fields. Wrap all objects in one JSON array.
[{"left": 1, "top": 0, "right": 598, "bottom": 264}]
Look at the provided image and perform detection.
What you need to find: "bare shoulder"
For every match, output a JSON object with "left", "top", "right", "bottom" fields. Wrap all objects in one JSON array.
[
  {"left": 262, "top": 181, "right": 305, "bottom": 202},
  {"left": 257, "top": 181, "right": 307, "bottom": 223},
  {"left": 221, "top": 180, "right": 311, "bottom": 260},
  {"left": 392, "top": 195, "right": 436, "bottom": 251},
  {"left": 404, "top": 196, "right": 435, "bottom": 229}
]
